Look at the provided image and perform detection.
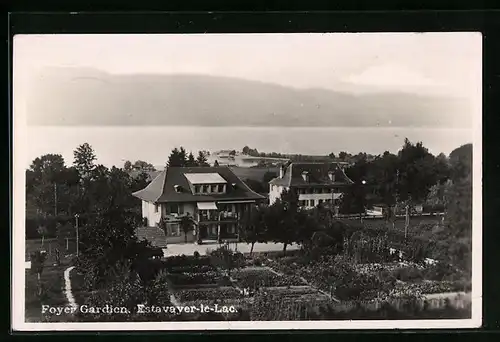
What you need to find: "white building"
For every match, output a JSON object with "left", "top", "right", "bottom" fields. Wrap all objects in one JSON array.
[{"left": 269, "top": 162, "right": 354, "bottom": 209}]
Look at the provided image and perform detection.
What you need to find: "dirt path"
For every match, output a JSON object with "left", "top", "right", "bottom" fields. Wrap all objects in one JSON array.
[{"left": 63, "top": 266, "right": 78, "bottom": 312}]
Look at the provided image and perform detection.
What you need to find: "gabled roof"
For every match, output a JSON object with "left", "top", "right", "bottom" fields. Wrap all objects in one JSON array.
[
  {"left": 132, "top": 166, "right": 266, "bottom": 203},
  {"left": 269, "top": 162, "right": 354, "bottom": 187}
]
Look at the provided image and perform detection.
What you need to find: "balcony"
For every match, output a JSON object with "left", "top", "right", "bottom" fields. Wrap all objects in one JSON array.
[{"left": 219, "top": 211, "right": 238, "bottom": 221}]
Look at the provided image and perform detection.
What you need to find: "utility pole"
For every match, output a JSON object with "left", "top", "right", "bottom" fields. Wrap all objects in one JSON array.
[
  {"left": 75, "top": 214, "right": 80, "bottom": 257},
  {"left": 54, "top": 183, "right": 58, "bottom": 216},
  {"left": 404, "top": 203, "right": 409, "bottom": 239}
]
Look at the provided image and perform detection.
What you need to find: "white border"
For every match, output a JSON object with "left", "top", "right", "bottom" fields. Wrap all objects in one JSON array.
[{"left": 11, "top": 32, "right": 483, "bottom": 331}]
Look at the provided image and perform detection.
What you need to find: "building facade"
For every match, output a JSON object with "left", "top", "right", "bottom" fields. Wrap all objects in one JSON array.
[
  {"left": 132, "top": 166, "right": 265, "bottom": 244},
  {"left": 269, "top": 162, "right": 354, "bottom": 209}
]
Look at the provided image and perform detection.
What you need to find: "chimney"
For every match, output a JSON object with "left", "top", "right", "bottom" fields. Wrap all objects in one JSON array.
[
  {"left": 279, "top": 164, "right": 285, "bottom": 178},
  {"left": 302, "top": 171, "right": 309, "bottom": 182},
  {"left": 328, "top": 171, "right": 335, "bottom": 182}
]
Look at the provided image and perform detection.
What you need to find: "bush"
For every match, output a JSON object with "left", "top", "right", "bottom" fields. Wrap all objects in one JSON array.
[
  {"left": 392, "top": 266, "right": 424, "bottom": 282},
  {"left": 193, "top": 251, "right": 200, "bottom": 259}
]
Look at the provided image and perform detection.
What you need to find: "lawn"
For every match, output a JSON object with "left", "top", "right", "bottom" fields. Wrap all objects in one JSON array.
[
  {"left": 25, "top": 265, "right": 70, "bottom": 322},
  {"left": 26, "top": 238, "right": 77, "bottom": 263},
  {"left": 25, "top": 238, "right": 77, "bottom": 322}
]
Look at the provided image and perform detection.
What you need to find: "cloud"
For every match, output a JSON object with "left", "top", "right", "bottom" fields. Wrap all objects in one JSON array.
[{"left": 344, "top": 64, "right": 446, "bottom": 90}]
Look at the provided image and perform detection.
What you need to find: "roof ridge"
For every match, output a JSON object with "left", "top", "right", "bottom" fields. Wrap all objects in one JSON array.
[
  {"left": 286, "top": 163, "right": 293, "bottom": 187},
  {"left": 157, "top": 168, "right": 169, "bottom": 202}
]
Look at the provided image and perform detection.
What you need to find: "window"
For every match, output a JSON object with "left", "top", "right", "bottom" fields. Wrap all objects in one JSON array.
[
  {"left": 168, "top": 204, "right": 179, "bottom": 214},
  {"left": 309, "top": 200, "right": 315, "bottom": 207},
  {"left": 202, "top": 185, "right": 209, "bottom": 193},
  {"left": 209, "top": 225, "right": 218, "bottom": 235},
  {"left": 299, "top": 200, "right": 306, "bottom": 207},
  {"left": 217, "top": 184, "right": 224, "bottom": 192},
  {"left": 319, "top": 199, "right": 324, "bottom": 204},
  {"left": 195, "top": 185, "right": 201, "bottom": 193},
  {"left": 154, "top": 204, "right": 159, "bottom": 213},
  {"left": 211, "top": 184, "right": 217, "bottom": 193}
]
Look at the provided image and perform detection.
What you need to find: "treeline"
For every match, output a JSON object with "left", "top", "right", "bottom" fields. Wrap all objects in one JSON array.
[
  {"left": 25, "top": 143, "right": 151, "bottom": 240},
  {"left": 339, "top": 139, "right": 459, "bottom": 214},
  {"left": 166, "top": 147, "right": 210, "bottom": 167},
  {"left": 242, "top": 145, "right": 376, "bottom": 163}
]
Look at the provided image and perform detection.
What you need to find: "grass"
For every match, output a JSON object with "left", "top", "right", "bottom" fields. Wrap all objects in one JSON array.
[
  {"left": 25, "top": 238, "right": 78, "bottom": 322},
  {"left": 26, "top": 238, "right": 77, "bottom": 263},
  {"left": 25, "top": 265, "right": 70, "bottom": 322}
]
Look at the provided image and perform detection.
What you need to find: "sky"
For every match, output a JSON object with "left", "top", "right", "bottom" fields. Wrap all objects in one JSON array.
[
  {"left": 14, "top": 32, "right": 481, "bottom": 96},
  {"left": 13, "top": 33, "right": 481, "bottom": 167}
]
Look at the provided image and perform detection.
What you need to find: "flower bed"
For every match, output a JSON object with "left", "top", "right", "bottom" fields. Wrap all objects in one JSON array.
[
  {"left": 394, "top": 280, "right": 471, "bottom": 295},
  {"left": 167, "top": 272, "right": 221, "bottom": 286},
  {"left": 168, "top": 265, "right": 218, "bottom": 274},
  {"left": 177, "top": 287, "right": 242, "bottom": 302},
  {"left": 232, "top": 268, "right": 306, "bottom": 288},
  {"left": 162, "top": 255, "right": 212, "bottom": 268}
]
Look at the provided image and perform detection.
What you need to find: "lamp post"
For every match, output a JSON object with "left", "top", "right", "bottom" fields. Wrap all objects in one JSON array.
[{"left": 75, "top": 214, "right": 80, "bottom": 257}]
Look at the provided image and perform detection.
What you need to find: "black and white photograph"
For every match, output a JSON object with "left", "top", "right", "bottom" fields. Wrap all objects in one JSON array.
[{"left": 12, "top": 32, "right": 482, "bottom": 330}]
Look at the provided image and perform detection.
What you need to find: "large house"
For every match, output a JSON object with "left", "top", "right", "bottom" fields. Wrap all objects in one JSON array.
[
  {"left": 132, "top": 166, "right": 266, "bottom": 245},
  {"left": 268, "top": 162, "right": 354, "bottom": 209}
]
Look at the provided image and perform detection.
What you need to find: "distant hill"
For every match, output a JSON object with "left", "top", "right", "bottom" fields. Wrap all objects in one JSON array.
[{"left": 26, "top": 67, "right": 471, "bottom": 128}]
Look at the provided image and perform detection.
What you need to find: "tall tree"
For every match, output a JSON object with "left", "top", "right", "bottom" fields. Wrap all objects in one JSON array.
[
  {"left": 123, "top": 160, "right": 133, "bottom": 171},
  {"left": 240, "top": 205, "right": 267, "bottom": 255},
  {"left": 73, "top": 143, "right": 97, "bottom": 180},
  {"left": 167, "top": 148, "right": 187, "bottom": 167},
  {"left": 132, "top": 160, "right": 156, "bottom": 172},
  {"left": 196, "top": 151, "right": 209, "bottom": 167},
  {"left": 180, "top": 214, "right": 194, "bottom": 243},
  {"left": 338, "top": 151, "right": 348, "bottom": 161},
  {"left": 186, "top": 152, "right": 197, "bottom": 167}
]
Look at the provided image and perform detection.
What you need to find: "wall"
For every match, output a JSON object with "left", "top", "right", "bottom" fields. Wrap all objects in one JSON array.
[
  {"left": 142, "top": 200, "right": 162, "bottom": 227},
  {"left": 269, "top": 184, "right": 285, "bottom": 205}
]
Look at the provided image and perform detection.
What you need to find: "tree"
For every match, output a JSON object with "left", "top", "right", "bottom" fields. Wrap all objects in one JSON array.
[
  {"left": 180, "top": 214, "right": 194, "bottom": 243},
  {"left": 30, "top": 250, "right": 47, "bottom": 296},
  {"left": 240, "top": 205, "right": 267, "bottom": 255},
  {"left": 123, "top": 160, "right": 133, "bottom": 171},
  {"left": 132, "top": 160, "right": 156, "bottom": 172},
  {"left": 265, "top": 189, "right": 301, "bottom": 254},
  {"left": 338, "top": 151, "right": 348, "bottom": 161},
  {"left": 167, "top": 147, "right": 187, "bottom": 167},
  {"left": 37, "top": 225, "right": 48, "bottom": 248},
  {"left": 73, "top": 143, "right": 97, "bottom": 180},
  {"left": 27, "top": 154, "right": 71, "bottom": 215},
  {"left": 186, "top": 152, "right": 197, "bottom": 167},
  {"left": 196, "top": 151, "right": 209, "bottom": 167},
  {"left": 329, "top": 153, "right": 336, "bottom": 159}
]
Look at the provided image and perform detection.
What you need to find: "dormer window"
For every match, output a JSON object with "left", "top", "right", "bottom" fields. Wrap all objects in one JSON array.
[
  {"left": 232, "top": 183, "right": 237, "bottom": 188},
  {"left": 302, "top": 171, "right": 309, "bottom": 182},
  {"left": 195, "top": 185, "right": 201, "bottom": 193},
  {"left": 174, "top": 185, "right": 181, "bottom": 193},
  {"left": 217, "top": 184, "right": 224, "bottom": 192}
]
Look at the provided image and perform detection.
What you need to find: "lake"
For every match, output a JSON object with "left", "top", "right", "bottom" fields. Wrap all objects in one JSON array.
[{"left": 22, "top": 126, "right": 473, "bottom": 168}]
